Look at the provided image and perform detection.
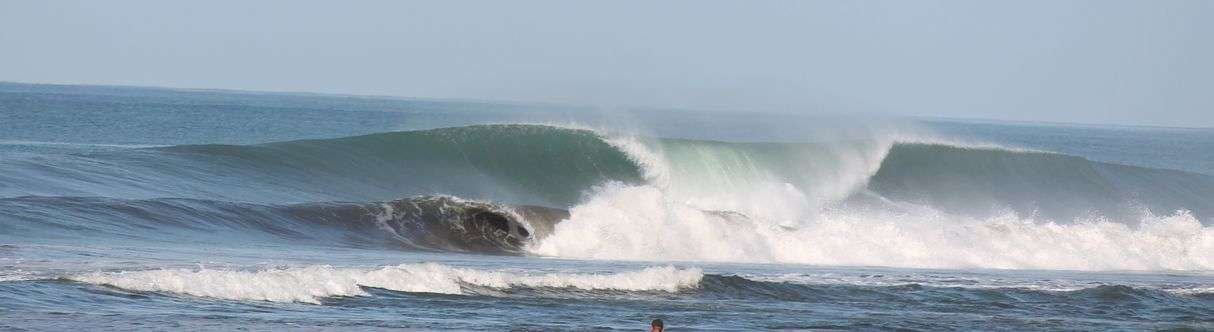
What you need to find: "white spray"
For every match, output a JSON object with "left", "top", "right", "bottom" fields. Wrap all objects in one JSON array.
[{"left": 529, "top": 132, "right": 1214, "bottom": 271}]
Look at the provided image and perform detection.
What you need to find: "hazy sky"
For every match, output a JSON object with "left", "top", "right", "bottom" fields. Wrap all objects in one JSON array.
[{"left": 2, "top": 1, "right": 1212, "bottom": 127}]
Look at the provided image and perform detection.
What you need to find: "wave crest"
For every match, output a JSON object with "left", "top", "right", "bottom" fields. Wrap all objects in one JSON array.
[
  {"left": 530, "top": 133, "right": 1214, "bottom": 270},
  {"left": 7, "top": 124, "right": 1214, "bottom": 271}
]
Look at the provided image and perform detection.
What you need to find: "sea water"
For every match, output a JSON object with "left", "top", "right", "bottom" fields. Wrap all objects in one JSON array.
[{"left": 1, "top": 83, "right": 1211, "bottom": 330}]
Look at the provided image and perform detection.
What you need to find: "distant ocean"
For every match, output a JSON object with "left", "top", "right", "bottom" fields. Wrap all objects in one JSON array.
[{"left": 1, "top": 82, "right": 1210, "bottom": 330}]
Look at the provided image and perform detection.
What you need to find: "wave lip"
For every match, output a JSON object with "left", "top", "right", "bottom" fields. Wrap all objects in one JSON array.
[
  {"left": 0, "top": 124, "right": 646, "bottom": 205},
  {"left": 160, "top": 124, "right": 646, "bottom": 206},
  {"left": 69, "top": 263, "right": 703, "bottom": 304}
]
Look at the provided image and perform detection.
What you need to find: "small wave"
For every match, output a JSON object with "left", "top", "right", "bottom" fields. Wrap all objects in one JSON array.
[
  {"left": 694, "top": 274, "right": 1214, "bottom": 312},
  {"left": 0, "top": 273, "right": 36, "bottom": 282},
  {"left": 1169, "top": 286, "right": 1214, "bottom": 296},
  {"left": 740, "top": 272, "right": 1214, "bottom": 297},
  {"left": 53, "top": 263, "right": 1214, "bottom": 307},
  {"left": 69, "top": 263, "right": 703, "bottom": 304}
]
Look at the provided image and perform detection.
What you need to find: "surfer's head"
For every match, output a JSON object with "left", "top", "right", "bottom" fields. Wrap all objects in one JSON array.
[{"left": 650, "top": 319, "right": 664, "bottom": 332}]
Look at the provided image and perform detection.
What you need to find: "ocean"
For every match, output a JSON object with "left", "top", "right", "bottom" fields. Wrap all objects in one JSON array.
[{"left": 1, "top": 82, "right": 1211, "bottom": 330}]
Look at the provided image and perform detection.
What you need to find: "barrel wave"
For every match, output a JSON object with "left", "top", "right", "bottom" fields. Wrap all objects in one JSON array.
[{"left": 2, "top": 124, "right": 1211, "bottom": 271}]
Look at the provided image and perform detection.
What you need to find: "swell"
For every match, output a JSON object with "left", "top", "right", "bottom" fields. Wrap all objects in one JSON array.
[
  {"left": 867, "top": 143, "right": 1214, "bottom": 221},
  {"left": 0, "top": 195, "right": 567, "bottom": 254},
  {"left": 0, "top": 124, "right": 645, "bottom": 206},
  {"left": 159, "top": 124, "right": 643, "bottom": 207}
]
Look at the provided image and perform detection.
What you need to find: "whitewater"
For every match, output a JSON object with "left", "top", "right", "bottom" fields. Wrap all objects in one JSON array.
[
  {"left": 532, "top": 134, "right": 1213, "bottom": 270},
  {"left": 1, "top": 83, "right": 1211, "bottom": 330}
]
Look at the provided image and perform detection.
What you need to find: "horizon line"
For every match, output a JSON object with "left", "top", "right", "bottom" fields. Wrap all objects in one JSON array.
[{"left": 2, "top": 79, "right": 1210, "bottom": 131}]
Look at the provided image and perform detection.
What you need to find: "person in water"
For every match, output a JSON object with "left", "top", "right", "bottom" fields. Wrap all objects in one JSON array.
[{"left": 650, "top": 319, "right": 664, "bottom": 332}]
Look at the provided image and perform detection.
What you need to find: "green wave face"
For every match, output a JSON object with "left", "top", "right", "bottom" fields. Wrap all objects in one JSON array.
[
  {"left": 163, "top": 124, "right": 646, "bottom": 206},
  {"left": 652, "top": 138, "right": 889, "bottom": 203},
  {"left": 7, "top": 123, "right": 1211, "bottom": 224},
  {"left": 5, "top": 123, "right": 1214, "bottom": 270},
  {"left": 643, "top": 137, "right": 1214, "bottom": 222},
  {"left": 160, "top": 124, "right": 1214, "bottom": 222},
  {"left": 867, "top": 143, "right": 1214, "bottom": 221}
]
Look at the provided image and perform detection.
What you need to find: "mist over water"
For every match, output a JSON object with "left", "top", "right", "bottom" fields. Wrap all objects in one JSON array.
[
  {"left": 1, "top": 84, "right": 1212, "bottom": 330},
  {"left": 531, "top": 131, "right": 1213, "bottom": 270}
]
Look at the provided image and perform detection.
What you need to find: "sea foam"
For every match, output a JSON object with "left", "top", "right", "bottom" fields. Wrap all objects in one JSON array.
[
  {"left": 530, "top": 183, "right": 1213, "bottom": 270},
  {"left": 531, "top": 134, "right": 1214, "bottom": 271},
  {"left": 70, "top": 263, "right": 702, "bottom": 304}
]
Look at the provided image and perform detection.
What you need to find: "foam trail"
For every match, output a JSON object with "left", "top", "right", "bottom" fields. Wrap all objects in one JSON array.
[{"left": 70, "top": 263, "right": 703, "bottom": 304}]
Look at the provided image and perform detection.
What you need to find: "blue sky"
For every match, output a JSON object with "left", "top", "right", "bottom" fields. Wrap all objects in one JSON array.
[{"left": 2, "top": 0, "right": 1211, "bottom": 127}]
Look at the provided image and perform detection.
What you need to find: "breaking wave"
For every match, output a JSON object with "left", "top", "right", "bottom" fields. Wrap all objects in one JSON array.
[
  {"left": 62, "top": 263, "right": 1211, "bottom": 309},
  {"left": 526, "top": 126, "right": 1214, "bottom": 271},
  {"left": 3, "top": 124, "right": 1213, "bottom": 271},
  {"left": 69, "top": 263, "right": 703, "bottom": 304},
  {"left": 531, "top": 184, "right": 1212, "bottom": 270}
]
